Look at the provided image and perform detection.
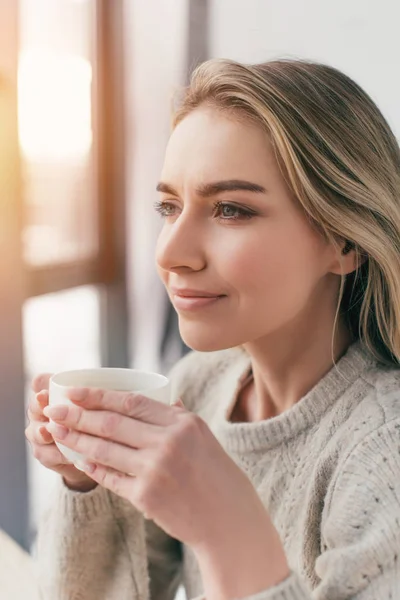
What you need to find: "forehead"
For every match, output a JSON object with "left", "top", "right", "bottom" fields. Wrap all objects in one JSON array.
[{"left": 161, "top": 108, "right": 276, "bottom": 184}]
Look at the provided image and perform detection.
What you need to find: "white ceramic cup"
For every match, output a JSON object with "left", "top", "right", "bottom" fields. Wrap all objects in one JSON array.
[{"left": 49, "top": 368, "right": 171, "bottom": 466}]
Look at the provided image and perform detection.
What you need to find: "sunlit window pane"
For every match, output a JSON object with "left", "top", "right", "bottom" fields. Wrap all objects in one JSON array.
[
  {"left": 23, "top": 286, "right": 101, "bottom": 533},
  {"left": 19, "top": 50, "right": 92, "bottom": 162},
  {"left": 18, "top": 0, "right": 98, "bottom": 266}
]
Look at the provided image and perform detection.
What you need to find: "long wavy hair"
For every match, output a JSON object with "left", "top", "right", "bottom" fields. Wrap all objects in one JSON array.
[{"left": 172, "top": 58, "right": 400, "bottom": 367}]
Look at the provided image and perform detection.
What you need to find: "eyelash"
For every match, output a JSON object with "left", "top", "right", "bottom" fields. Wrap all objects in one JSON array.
[{"left": 153, "top": 200, "right": 256, "bottom": 222}]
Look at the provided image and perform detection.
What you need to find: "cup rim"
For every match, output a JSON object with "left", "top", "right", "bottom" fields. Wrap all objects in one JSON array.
[{"left": 50, "top": 367, "right": 169, "bottom": 391}]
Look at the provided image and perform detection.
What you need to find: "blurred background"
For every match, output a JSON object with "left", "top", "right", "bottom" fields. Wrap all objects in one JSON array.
[{"left": 0, "top": 0, "right": 399, "bottom": 583}]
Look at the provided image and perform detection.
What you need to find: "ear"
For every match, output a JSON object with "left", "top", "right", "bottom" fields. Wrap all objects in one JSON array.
[{"left": 329, "top": 241, "right": 368, "bottom": 276}]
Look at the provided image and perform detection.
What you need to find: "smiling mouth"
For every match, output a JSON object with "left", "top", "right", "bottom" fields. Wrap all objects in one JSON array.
[{"left": 172, "top": 294, "right": 226, "bottom": 311}]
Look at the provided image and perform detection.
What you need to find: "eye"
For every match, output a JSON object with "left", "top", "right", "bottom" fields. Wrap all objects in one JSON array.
[
  {"left": 153, "top": 200, "right": 177, "bottom": 217},
  {"left": 213, "top": 201, "right": 256, "bottom": 221},
  {"left": 153, "top": 200, "right": 256, "bottom": 222}
]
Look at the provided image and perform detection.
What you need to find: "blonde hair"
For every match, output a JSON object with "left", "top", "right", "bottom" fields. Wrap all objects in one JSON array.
[{"left": 172, "top": 58, "right": 400, "bottom": 367}]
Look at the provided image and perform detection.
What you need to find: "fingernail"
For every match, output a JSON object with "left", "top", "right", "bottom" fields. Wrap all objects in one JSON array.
[
  {"left": 173, "top": 398, "right": 185, "bottom": 408},
  {"left": 68, "top": 388, "right": 88, "bottom": 402},
  {"left": 36, "top": 390, "right": 48, "bottom": 403},
  {"left": 39, "top": 426, "right": 51, "bottom": 439},
  {"left": 46, "top": 421, "right": 69, "bottom": 440},
  {"left": 43, "top": 405, "right": 68, "bottom": 421},
  {"left": 74, "top": 461, "right": 96, "bottom": 474}
]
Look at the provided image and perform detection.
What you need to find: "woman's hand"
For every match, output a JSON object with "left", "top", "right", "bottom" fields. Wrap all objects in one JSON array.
[
  {"left": 43, "top": 388, "right": 266, "bottom": 549},
  {"left": 25, "top": 374, "right": 98, "bottom": 492},
  {"left": 43, "top": 388, "right": 290, "bottom": 597}
]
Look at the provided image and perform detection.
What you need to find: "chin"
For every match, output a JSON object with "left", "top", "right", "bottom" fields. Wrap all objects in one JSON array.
[{"left": 179, "top": 325, "right": 243, "bottom": 353}]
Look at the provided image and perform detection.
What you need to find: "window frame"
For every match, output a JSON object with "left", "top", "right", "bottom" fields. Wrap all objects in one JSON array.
[{"left": 0, "top": 0, "right": 128, "bottom": 549}]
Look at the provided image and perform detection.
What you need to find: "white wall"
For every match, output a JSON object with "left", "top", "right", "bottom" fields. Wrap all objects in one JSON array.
[
  {"left": 124, "top": 0, "right": 188, "bottom": 373},
  {"left": 124, "top": 0, "right": 400, "bottom": 373},
  {"left": 209, "top": 0, "right": 400, "bottom": 139}
]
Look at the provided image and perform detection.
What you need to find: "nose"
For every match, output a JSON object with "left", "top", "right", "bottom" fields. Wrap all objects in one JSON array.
[{"left": 155, "top": 210, "right": 207, "bottom": 274}]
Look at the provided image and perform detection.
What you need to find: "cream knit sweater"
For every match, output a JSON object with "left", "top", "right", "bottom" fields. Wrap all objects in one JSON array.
[{"left": 36, "top": 340, "right": 400, "bottom": 599}]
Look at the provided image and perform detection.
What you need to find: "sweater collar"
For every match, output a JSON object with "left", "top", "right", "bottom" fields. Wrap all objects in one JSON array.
[{"left": 217, "top": 340, "right": 377, "bottom": 454}]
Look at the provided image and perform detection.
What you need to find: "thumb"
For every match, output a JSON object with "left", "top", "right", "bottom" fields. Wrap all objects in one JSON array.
[{"left": 172, "top": 397, "right": 186, "bottom": 409}]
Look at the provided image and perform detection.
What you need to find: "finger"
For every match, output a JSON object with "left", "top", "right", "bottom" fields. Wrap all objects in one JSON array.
[
  {"left": 77, "top": 463, "right": 136, "bottom": 505},
  {"left": 43, "top": 404, "right": 161, "bottom": 449},
  {"left": 46, "top": 423, "right": 146, "bottom": 475},
  {"left": 32, "top": 374, "right": 52, "bottom": 394},
  {"left": 38, "top": 425, "right": 55, "bottom": 444},
  {"left": 27, "top": 394, "right": 49, "bottom": 422},
  {"left": 36, "top": 390, "right": 49, "bottom": 408},
  {"left": 172, "top": 398, "right": 186, "bottom": 409},
  {"left": 66, "top": 387, "right": 177, "bottom": 426},
  {"left": 25, "top": 422, "right": 56, "bottom": 445},
  {"left": 29, "top": 441, "right": 72, "bottom": 469}
]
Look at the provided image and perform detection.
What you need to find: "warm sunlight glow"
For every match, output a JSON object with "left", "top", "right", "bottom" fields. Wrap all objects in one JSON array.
[{"left": 18, "top": 49, "right": 92, "bottom": 162}]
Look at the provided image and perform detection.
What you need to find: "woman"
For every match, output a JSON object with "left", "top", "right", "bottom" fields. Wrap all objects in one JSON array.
[{"left": 26, "top": 58, "right": 400, "bottom": 599}]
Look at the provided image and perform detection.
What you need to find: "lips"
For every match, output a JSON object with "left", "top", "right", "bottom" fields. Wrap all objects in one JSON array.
[
  {"left": 170, "top": 287, "right": 224, "bottom": 298},
  {"left": 172, "top": 294, "right": 225, "bottom": 311}
]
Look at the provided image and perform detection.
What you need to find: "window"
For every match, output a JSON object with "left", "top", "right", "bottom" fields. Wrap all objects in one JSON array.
[
  {"left": 0, "top": 0, "right": 128, "bottom": 548},
  {"left": 23, "top": 286, "right": 101, "bottom": 531}
]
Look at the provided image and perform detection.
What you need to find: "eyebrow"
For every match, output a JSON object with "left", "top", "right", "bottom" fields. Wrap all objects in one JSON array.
[{"left": 156, "top": 179, "right": 267, "bottom": 197}]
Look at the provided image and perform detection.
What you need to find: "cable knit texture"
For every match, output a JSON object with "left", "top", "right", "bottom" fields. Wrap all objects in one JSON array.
[{"left": 35, "top": 340, "right": 400, "bottom": 599}]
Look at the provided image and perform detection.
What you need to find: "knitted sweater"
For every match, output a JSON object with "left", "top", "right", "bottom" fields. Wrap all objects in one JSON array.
[{"left": 36, "top": 340, "right": 400, "bottom": 599}]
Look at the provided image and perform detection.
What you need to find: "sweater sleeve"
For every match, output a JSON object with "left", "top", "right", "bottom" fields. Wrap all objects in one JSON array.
[
  {"left": 36, "top": 477, "right": 185, "bottom": 600},
  {"left": 36, "top": 477, "right": 150, "bottom": 600},
  {"left": 313, "top": 417, "right": 400, "bottom": 598},
  {"left": 191, "top": 418, "right": 400, "bottom": 600}
]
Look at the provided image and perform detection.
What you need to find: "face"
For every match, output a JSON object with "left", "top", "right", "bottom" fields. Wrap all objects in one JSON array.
[{"left": 155, "top": 107, "right": 345, "bottom": 352}]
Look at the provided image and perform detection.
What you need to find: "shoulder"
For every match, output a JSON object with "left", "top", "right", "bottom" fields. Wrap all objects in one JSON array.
[
  {"left": 362, "top": 363, "right": 400, "bottom": 421},
  {"left": 344, "top": 363, "right": 400, "bottom": 443},
  {"left": 325, "top": 363, "right": 400, "bottom": 502},
  {"left": 323, "top": 412, "right": 400, "bottom": 548},
  {"left": 321, "top": 367, "right": 400, "bottom": 546},
  {"left": 166, "top": 346, "right": 248, "bottom": 412},
  {"left": 331, "top": 362, "right": 400, "bottom": 453}
]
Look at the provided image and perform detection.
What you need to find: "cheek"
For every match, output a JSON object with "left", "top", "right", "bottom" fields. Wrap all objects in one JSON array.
[
  {"left": 223, "top": 229, "right": 321, "bottom": 305},
  {"left": 220, "top": 232, "right": 290, "bottom": 288}
]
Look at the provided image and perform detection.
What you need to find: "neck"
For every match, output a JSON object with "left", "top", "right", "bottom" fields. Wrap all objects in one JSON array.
[{"left": 242, "top": 319, "right": 354, "bottom": 421}]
